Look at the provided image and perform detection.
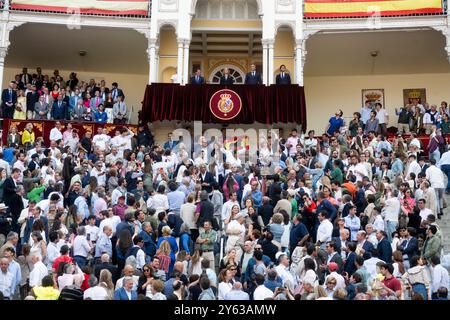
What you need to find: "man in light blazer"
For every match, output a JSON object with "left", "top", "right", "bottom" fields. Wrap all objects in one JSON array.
[
  {"left": 113, "top": 96, "right": 127, "bottom": 124},
  {"left": 34, "top": 95, "right": 50, "bottom": 120},
  {"left": 71, "top": 98, "right": 87, "bottom": 121},
  {"left": 114, "top": 277, "right": 137, "bottom": 300}
]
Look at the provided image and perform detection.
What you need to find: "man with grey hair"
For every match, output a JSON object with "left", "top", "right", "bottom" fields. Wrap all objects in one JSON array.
[
  {"left": 72, "top": 226, "right": 93, "bottom": 268},
  {"left": 83, "top": 275, "right": 109, "bottom": 300},
  {"left": 114, "top": 276, "right": 137, "bottom": 300},
  {"left": 28, "top": 254, "right": 48, "bottom": 288},
  {"left": 224, "top": 281, "right": 249, "bottom": 300},
  {"left": 95, "top": 225, "right": 113, "bottom": 259},
  {"left": 115, "top": 264, "right": 139, "bottom": 290},
  {"left": 0, "top": 231, "right": 18, "bottom": 258},
  {"left": 0, "top": 257, "right": 14, "bottom": 299},
  {"left": 74, "top": 188, "right": 90, "bottom": 220}
]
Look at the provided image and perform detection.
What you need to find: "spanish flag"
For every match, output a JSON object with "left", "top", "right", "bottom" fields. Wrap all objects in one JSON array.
[
  {"left": 11, "top": 0, "right": 149, "bottom": 15},
  {"left": 224, "top": 136, "right": 250, "bottom": 151},
  {"left": 304, "top": 0, "right": 443, "bottom": 18}
]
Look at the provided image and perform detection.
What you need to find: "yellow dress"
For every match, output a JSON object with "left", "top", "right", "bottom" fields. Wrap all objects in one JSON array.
[
  {"left": 14, "top": 96, "right": 27, "bottom": 120},
  {"left": 22, "top": 129, "right": 35, "bottom": 145}
]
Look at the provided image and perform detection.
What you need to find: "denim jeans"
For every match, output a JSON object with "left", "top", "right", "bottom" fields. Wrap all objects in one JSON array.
[
  {"left": 74, "top": 256, "right": 87, "bottom": 269},
  {"left": 412, "top": 283, "right": 428, "bottom": 300},
  {"left": 429, "top": 149, "right": 440, "bottom": 163},
  {"left": 385, "top": 220, "right": 398, "bottom": 242},
  {"left": 435, "top": 188, "right": 444, "bottom": 213},
  {"left": 441, "top": 164, "right": 450, "bottom": 192}
]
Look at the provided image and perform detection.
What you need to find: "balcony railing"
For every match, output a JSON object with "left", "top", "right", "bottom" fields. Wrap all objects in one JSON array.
[
  {"left": 0, "top": 0, "right": 152, "bottom": 19},
  {"left": 304, "top": 0, "right": 448, "bottom": 20}
]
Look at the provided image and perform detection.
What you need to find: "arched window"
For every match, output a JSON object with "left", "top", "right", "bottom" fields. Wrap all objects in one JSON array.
[{"left": 209, "top": 65, "right": 245, "bottom": 84}]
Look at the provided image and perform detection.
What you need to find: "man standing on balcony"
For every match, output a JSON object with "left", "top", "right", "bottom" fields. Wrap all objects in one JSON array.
[
  {"left": 111, "top": 82, "right": 125, "bottom": 103},
  {"left": 113, "top": 96, "right": 127, "bottom": 124},
  {"left": 34, "top": 95, "right": 49, "bottom": 120},
  {"left": 1, "top": 82, "right": 17, "bottom": 119},
  {"left": 190, "top": 69, "right": 205, "bottom": 85},
  {"left": 244, "top": 64, "right": 262, "bottom": 85},
  {"left": 220, "top": 68, "right": 235, "bottom": 85},
  {"left": 275, "top": 65, "right": 291, "bottom": 85}
]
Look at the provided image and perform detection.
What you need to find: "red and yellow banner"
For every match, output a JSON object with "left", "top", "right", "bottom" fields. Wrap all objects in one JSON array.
[
  {"left": 11, "top": 0, "right": 149, "bottom": 15},
  {"left": 304, "top": 0, "right": 443, "bottom": 18}
]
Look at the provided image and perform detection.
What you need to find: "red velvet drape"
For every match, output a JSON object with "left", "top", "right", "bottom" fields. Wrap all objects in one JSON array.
[{"left": 140, "top": 83, "right": 307, "bottom": 131}]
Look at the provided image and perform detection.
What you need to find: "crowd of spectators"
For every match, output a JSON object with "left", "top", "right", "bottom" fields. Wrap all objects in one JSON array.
[
  {"left": 0, "top": 88, "right": 449, "bottom": 300},
  {"left": 1, "top": 67, "right": 128, "bottom": 125}
]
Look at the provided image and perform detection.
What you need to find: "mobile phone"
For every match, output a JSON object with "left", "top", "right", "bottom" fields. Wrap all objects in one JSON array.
[{"left": 87, "top": 233, "right": 91, "bottom": 241}]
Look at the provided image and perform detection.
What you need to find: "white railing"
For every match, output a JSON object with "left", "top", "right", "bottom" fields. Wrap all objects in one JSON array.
[
  {"left": 303, "top": 0, "right": 447, "bottom": 20},
  {"left": 1, "top": 0, "right": 152, "bottom": 19}
]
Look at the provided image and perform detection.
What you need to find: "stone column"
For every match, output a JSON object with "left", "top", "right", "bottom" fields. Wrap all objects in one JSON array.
[
  {"left": 177, "top": 40, "right": 184, "bottom": 84},
  {"left": 182, "top": 39, "right": 190, "bottom": 85},
  {"left": 147, "top": 38, "right": 157, "bottom": 84},
  {"left": 268, "top": 40, "right": 275, "bottom": 85},
  {"left": 295, "top": 39, "right": 304, "bottom": 86}
]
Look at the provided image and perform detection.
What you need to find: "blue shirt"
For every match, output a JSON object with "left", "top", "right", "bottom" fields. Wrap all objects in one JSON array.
[
  {"left": 167, "top": 190, "right": 185, "bottom": 212},
  {"left": 250, "top": 190, "right": 263, "bottom": 209},
  {"left": 327, "top": 117, "right": 344, "bottom": 136},
  {"left": 8, "top": 260, "right": 21, "bottom": 295},
  {"left": 94, "top": 111, "right": 108, "bottom": 123},
  {"left": 95, "top": 232, "right": 112, "bottom": 258},
  {"left": 224, "top": 289, "right": 250, "bottom": 300},
  {"left": 289, "top": 222, "right": 309, "bottom": 248}
]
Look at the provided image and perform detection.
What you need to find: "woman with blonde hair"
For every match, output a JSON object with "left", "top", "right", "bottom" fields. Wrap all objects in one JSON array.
[
  {"left": 156, "top": 226, "right": 178, "bottom": 273},
  {"left": 22, "top": 123, "right": 35, "bottom": 149},
  {"left": 188, "top": 250, "right": 203, "bottom": 276},
  {"left": 14, "top": 89, "right": 27, "bottom": 119},
  {"left": 219, "top": 248, "right": 240, "bottom": 276},
  {"left": 99, "top": 269, "right": 114, "bottom": 300},
  {"left": 155, "top": 239, "right": 173, "bottom": 275},
  {"left": 7, "top": 125, "right": 21, "bottom": 148}
]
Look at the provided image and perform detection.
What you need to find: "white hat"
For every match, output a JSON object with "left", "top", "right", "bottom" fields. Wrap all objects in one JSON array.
[
  {"left": 0, "top": 203, "right": 8, "bottom": 210},
  {"left": 275, "top": 251, "right": 287, "bottom": 261},
  {"left": 234, "top": 212, "right": 248, "bottom": 220}
]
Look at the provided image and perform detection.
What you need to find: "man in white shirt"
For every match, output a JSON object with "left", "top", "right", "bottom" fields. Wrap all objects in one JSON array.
[
  {"left": 221, "top": 192, "right": 239, "bottom": 223},
  {"left": 418, "top": 198, "right": 434, "bottom": 222},
  {"left": 430, "top": 255, "right": 449, "bottom": 299},
  {"left": 275, "top": 253, "right": 296, "bottom": 288},
  {"left": 406, "top": 154, "right": 422, "bottom": 179},
  {"left": 0, "top": 258, "right": 14, "bottom": 299},
  {"left": 316, "top": 211, "right": 333, "bottom": 249},
  {"left": 85, "top": 215, "right": 100, "bottom": 243},
  {"left": 49, "top": 121, "right": 63, "bottom": 142},
  {"left": 72, "top": 226, "right": 93, "bottom": 268},
  {"left": 129, "top": 236, "right": 146, "bottom": 271},
  {"left": 91, "top": 161, "right": 107, "bottom": 187},
  {"left": 425, "top": 158, "right": 445, "bottom": 217},
  {"left": 253, "top": 274, "right": 274, "bottom": 300},
  {"left": 92, "top": 127, "right": 110, "bottom": 152},
  {"left": 344, "top": 205, "right": 361, "bottom": 241},
  {"left": 83, "top": 276, "right": 109, "bottom": 300},
  {"left": 347, "top": 155, "right": 368, "bottom": 182},
  {"left": 285, "top": 129, "right": 299, "bottom": 157},
  {"left": 382, "top": 190, "right": 400, "bottom": 242},
  {"left": 29, "top": 254, "right": 48, "bottom": 287},
  {"left": 105, "top": 147, "right": 121, "bottom": 166},
  {"left": 46, "top": 232, "right": 60, "bottom": 270}
]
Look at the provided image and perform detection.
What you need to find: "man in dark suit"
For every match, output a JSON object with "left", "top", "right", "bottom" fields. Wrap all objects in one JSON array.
[
  {"left": 2, "top": 169, "right": 20, "bottom": 207},
  {"left": 244, "top": 63, "right": 262, "bottom": 85},
  {"left": 26, "top": 84, "right": 39, "bottom": 118},
  {"left": 376, "top": 230, "right": 392, "bottom": 263},
  {"left": 19, "top": 67, "right": 32, "bottom": 89},
  {"left": 163, "top": 132, "right": 179, "bottom": 150},
  {"left": 332, "top": 228, "right": 350, "bottom": 255},
  {"left": 199, "top": 164, "right": 216, "bottom": 193},
  {"left": 94, "top": 253, "right": 119, "bottom": 285},
  {"left": 111, "top": 82, "right": 125, "bottom": 102},
  {"left": 356, "top": 230, "right": 374, "bottom": 260},
  {"left": 397, "top": 227, "right": 419, "bottom": 267},
  {"left": 66, "top": 72, "right": 79, "bottom": 91},
  {"left": 190, "top": 69, "right": 205, "bottom": 85},
  {"left": 219, "top": 68, "right": 235, "bottom": 85},
  {"left": 51, "top": 94, "right": 69, "bottom": 120},
  {"left": 1, "top": 82, "right": 18, "bottom": 119},
  {"left": 275, "top": 65, "right": 291, "bottom": 85},
  {"left": 325, "top": 240, "right": 344, "bottom": 274},
  {"left": 23, "top": 204, "right": 49, "bottom": 244}
]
